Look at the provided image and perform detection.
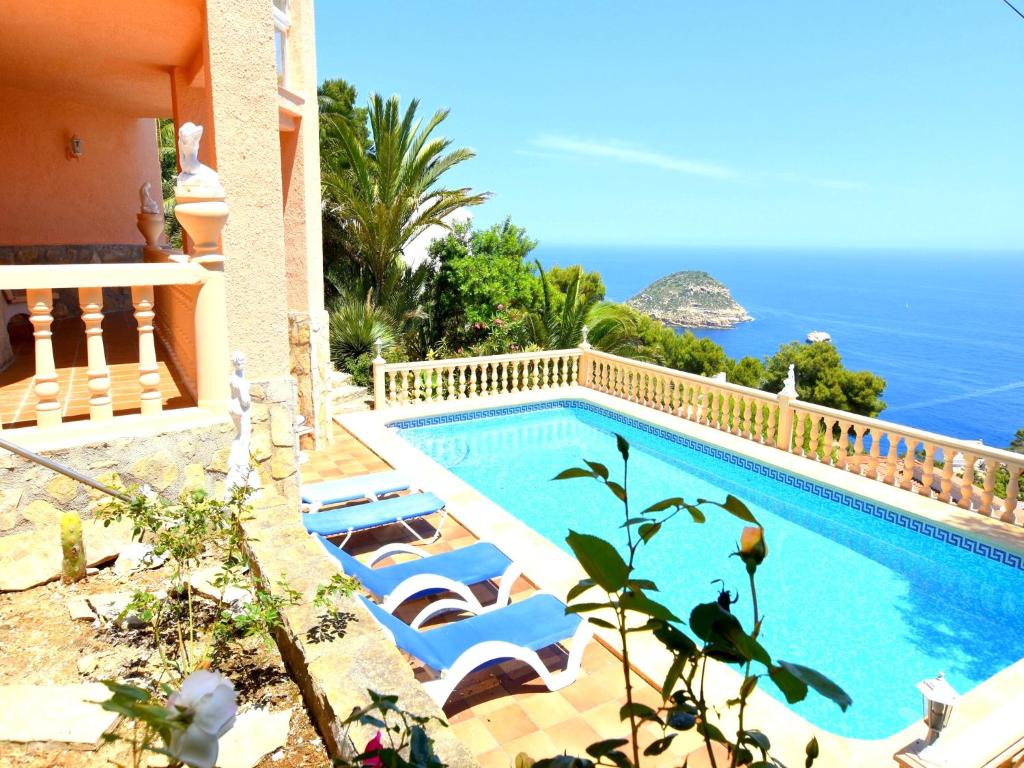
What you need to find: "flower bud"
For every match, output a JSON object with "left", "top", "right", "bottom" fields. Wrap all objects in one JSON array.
[{"left": 738, "top": 526, "right": 767, "bottom": 568}]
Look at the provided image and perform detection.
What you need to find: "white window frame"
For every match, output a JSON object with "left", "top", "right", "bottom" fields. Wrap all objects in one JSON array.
[{"left": 272, "top": 1, "right": 291, "bottom": 88}]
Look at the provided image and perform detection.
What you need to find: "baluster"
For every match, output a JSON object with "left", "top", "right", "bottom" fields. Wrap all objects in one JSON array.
[
  {"left": 731, "top": 396, "right": 743, "bottom": 436},
  {"left": 1002, "top": 466, "right": 1022, "bottom": 523},
  {"left": 794, "top": 413, "right": 808, "bottom": 456},
  {"left": 78, "top": 286, "right": 113, "bottom": 421},
  {"left": 883, "top": 433, "right": 899, "bottom": 484},
  {"left": 918, "top": 443, "right": 936, "bottom": 497},
  {"left": 505, "top": 360, "right": 513, "bottom": 393},
  {"left": 27, "top": 288, "right": 62, "bottom": 428},
  {"left": 980, "top": 460, "right": 998, "bottom": 516},
  {"left": 939, "top": 451, "right": 955, "bottom": 501},
  {"left": 809, "top": 418, "right": 824, "bottom": 461},
  {"left": 131, "top": 285, "right": 162, "bottom": 416},
  {"left": 752, "top": 401, "right": 764, "bottom": 442},
  {"left": 444, "top": 367, "right": 453, "bottom": 400},
  {"left": 468, "top": 365, "right": 477, "bottom": 398},
  {"left": 900, "top": 438, "right": 917, "bottom": 490},
  {"left": 958, "top": 453, "right": 978, "bottom": 510},
  {"left": 865, "top": 429, "right": 881, "bottom": 479},
  {"left": 850, "top": 424, "right": 866, "bottom": 474}
]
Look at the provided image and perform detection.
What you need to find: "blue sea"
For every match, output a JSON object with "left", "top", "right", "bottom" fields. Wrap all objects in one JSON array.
[{"left": 536, "top": 247, "right": 1024, "bottom": 449}]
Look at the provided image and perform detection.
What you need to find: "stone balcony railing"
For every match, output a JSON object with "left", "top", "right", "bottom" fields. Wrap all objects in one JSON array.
[{"left": 372, "top": 344, "right": 1024, "bottom": 526}]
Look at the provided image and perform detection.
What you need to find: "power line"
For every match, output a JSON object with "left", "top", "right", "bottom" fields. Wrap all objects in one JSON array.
[{"left": 1002, "top": 0, "right": 1024, "bottom": 21}]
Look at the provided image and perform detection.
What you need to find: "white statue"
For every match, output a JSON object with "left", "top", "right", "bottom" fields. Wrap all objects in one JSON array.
[
  {"left": 780, "top": 363, "right": 798, "bottom": 398},
  {"left": 139, "top": 181, "right": 161, "bottom": 214},
  {"left": 225, "top": 351, "right": 260, "bottom": 498},
  {"left": 176, "top": 122, "right": 224, "bottom": 194}
]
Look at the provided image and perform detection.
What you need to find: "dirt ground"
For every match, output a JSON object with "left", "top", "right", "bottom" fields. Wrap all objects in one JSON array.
[{"left": 0, "top": 558, "right": 332, "bottom": 768}]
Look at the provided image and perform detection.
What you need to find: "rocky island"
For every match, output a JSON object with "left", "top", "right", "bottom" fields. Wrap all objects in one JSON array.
[{"left": 627, "top": 270, "right": 752, "bottom": 329}]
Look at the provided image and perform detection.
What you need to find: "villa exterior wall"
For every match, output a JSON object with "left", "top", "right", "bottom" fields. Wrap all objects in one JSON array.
[{"left": 0, "top": 84, "right": 161, "bottom": 246}]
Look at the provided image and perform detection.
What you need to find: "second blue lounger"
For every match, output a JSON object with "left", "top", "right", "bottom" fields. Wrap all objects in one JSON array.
[
  {"left": 302, "top": 491, "right": 447, "bottom": 545},
  {"left": 316, "top": 534, "right": 521, "bottom": 626},
  {"left": 301, "top": 469, "right": 412, "bottom": 513}
]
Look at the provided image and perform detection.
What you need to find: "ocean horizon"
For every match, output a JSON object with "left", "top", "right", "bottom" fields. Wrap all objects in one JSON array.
[{"left": 536, "top": 246, "right": 1024, "bottom": 449}]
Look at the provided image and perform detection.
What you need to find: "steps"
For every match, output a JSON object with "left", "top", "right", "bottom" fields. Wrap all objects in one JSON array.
[{"left": 327, "top": 370, "right": 371, "bottom": 418}]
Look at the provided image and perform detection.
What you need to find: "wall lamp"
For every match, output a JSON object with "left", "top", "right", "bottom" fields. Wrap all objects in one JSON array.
[{"left": 68, "top": 135, "right": 83, "bottom": 160}]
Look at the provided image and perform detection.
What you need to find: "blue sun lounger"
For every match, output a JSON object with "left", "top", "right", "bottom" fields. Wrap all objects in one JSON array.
[
  {"left": 301, "top": 470, "right": 413, "bottom": 514},
  {"left": 315, "top": 534, "right": 521, "bottom": 627},
  {"left": 302, "top": 491, "right": 447, "bottom": 545},
  {"left": 359, "top": 593, "right": 593, "bottom": 706}
]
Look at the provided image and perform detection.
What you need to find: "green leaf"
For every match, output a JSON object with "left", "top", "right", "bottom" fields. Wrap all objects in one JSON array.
[
  {"left": 684, "top": 504, "right": 706, "bottom": 524},
  {"left": 553, "top": 467, "right": 594, "bottom": 481},
  {"left": 620, "top": 702, "right": 660, "bottom": 723},
  {"left": 621, "top": 517, "right": 647, "bottom": 528},
  {"left": 644, "top": 735, "right": 677, "bottom": 756},
  {"left": 566, "top": 531, "right": 630, "bottom": 592},
  {"left": 696, "top": 720, "right": 728, "bottom": 744},
  {"left": 620, "top": 593, "right": 680, "bottom": 621},
  {"left": 638, "top": 521, "right": 661, "bottom": 543},
  {"left": 642, "top": 497, "right": 684, "bottom": 514},
  {"left": 768, "top": 664, "right": 808, "bottom": 704},
  {"left": 654, "top": 623, "right": 698, "bottom": 656},
  {"left": 585, "top": 738, "right": 629, "bottom": 758},
  {"left": 777, "top": 661, "right": 852, "bottom": 711},
  {"left": 566, "top": 579, "right": 596, "bottom": 601},
  {"left": 565, "top": 602, "right": 612, "bottom": 615},
  {"left": 586, "top": 617, "right": 617, "bottom": 629},
  {"left": 720, "top": 494, "right": 759, "bottom": 524},
  {"left": 606, "top": 481, "right": 627, "bottom": 502},
  {"left": 615, "top": 433, "right": 630, "bottom": 461},
  {"left": 626, "top": 578, "right": 658, "bottom": 591},
  {"left": 742, "top": 729, "right": 771, "bottom": 754},
  {"left": 584, "top": 461, "right": 609, "bottom": 479},
  {"left": 662, "top": 655, "right": 687, "bottom": 699}
]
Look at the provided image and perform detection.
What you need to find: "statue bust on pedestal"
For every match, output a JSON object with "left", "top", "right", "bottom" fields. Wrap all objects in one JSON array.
[{"left": 176, "top": 122, "right": 225, "bottom": 196}]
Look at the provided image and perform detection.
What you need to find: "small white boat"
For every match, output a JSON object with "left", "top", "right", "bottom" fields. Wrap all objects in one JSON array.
[{"left": 806, "top": 331, "right": 832, "bottom": 344}]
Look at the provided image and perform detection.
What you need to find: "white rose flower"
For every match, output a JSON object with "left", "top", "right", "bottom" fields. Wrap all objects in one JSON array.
[{"left": 165, "top": 670, "right": 238, "bottom": 768}]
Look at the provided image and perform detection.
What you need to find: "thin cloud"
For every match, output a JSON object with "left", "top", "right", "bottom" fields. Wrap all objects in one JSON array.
[
  {"left": 779, "top": 171, "right": 866, "bottom": 191},
  {"left": 531, "top": 135, "right": 739, "bottom": 180}
]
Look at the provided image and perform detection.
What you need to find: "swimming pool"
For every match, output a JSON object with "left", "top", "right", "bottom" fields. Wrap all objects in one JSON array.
[{"left": 391, "top": 399, "right": 1024, "bottom": 739}]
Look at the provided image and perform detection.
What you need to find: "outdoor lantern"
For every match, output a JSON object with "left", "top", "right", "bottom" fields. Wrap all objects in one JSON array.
[
  {"left": 916, "top": 672, "right": 959, "bottom": 744},
  {"left": 68, "top": 134, "right": 83, "bottom": 159}
]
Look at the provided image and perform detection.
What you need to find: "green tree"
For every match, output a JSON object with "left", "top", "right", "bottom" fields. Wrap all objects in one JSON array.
[
  {"left": 429, "top": 219, "right": 541, "bottom": 344},
  {"left": 1010, "top": 429, "right": 1024, "bottom": 454},
  {"left": 317, "top": 78, "right": 369, "bottom": 149},
  {"left": 545, "top": 264, "right": 606, "bottom": 308},
  {"left": 321, "top": 93, "right": 489, "bottom": 295},
  {"left": 762, "top": 342, "right": 886, "bottom": 417},
  {"left": 156, "top": 118, "right": 182, "bottom": 249}
]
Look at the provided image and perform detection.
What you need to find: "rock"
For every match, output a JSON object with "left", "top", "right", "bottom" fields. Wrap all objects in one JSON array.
[
  {"left": 0, "top": 683, "right": 119, "bottom": 747},
  {"left": 67, "top": 596, "right": 96, "bottom": 622},
  {"left": 0, "top": 516, "right": 133, "bottom": 591},
  {"left": 45, "top": 474, "right": 80, "bottom": 505},
  {"left": 250, "top": 432, "right": 273, "bottom": 463},
  {"left": 217, "top": 708, "right": 292, "bottom": 768},
  {"left": 127, "top": 450, "right": 179, "bottom": 492},
  {"left": 188, "top": 567, "right": 252, "bottom": 607},
  {"left": 627, "top": 270, "right": 752, "bottom": 329},
  {"left": 113, "top": 542, "right": 166, "bottom": 576},
  {"left": 20, "top": 499, "right": 62, "bottom": 527},
  {"left": 270, "top": 449, "right": 296, "bottom": 480},
  {"left": 183, "top": 463, "right": 207, "bottom": 491},
  {"left": 269, "top": 407, "right": 294, "bottom": 447},
  {"left": 177, "top": 433, "right": 198, "bottom": 459},
  {"left": 76, "top": 654, "right": 99, "bottom": 676},
  {"left": 87, "top": 472, "right": 123, "bottom": 502},
  {"left": 210, "top": 446, "right": 231, "bottom": 475},
  {"left": 0, "top": 488, "right": 24, "bottom": 531},
  {"left": 87, "top": 592, "right": 149, "bottom": 628}
]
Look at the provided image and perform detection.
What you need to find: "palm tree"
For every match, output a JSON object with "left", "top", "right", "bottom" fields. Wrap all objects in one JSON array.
[
  {"left": 527, "top": 263, "right": 643, "bottom": 355},
  {"left": 321, "top": 94, "right": 489, "bottom": 295}
]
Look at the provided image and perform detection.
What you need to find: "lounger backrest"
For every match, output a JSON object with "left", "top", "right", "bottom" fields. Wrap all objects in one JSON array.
[{"left": 358, "top": 595, "right": 447, "bottom": 671}]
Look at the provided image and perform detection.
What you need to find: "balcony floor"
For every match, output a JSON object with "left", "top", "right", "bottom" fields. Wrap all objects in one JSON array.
[{"left": 0, "top": 311, "right": 194, "bottom": 429}]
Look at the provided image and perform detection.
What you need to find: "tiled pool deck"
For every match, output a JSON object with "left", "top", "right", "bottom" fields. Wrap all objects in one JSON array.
[{"left": 303, "top": 426, "right": 715, "bottom": 767}]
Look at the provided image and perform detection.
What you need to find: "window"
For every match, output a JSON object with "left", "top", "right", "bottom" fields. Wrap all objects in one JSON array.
[{"left": 272, "top": 0, "right": 291, "bottom": 87}]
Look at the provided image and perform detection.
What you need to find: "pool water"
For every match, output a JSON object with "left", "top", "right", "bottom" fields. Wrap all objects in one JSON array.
[{"left": 393, "top": 401, "right": 1024, "bottom": 739}]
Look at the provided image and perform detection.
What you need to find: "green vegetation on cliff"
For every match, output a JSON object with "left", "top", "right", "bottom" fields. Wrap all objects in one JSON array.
[{"left": 627, "top": 270, "right": 752, "bottom": 329}]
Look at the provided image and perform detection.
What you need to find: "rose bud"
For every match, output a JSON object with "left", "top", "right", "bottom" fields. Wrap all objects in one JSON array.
[{"left": 738, "top": 526, "right": 767, "bottom": 569}]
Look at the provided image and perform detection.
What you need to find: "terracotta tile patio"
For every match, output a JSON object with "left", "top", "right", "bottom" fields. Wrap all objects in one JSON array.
[
  {"left": 302, "top": 424, "right": 714, "bottom": 766},
  {"left": 0, "top": 312, "right": 192, "bottom": 429}
]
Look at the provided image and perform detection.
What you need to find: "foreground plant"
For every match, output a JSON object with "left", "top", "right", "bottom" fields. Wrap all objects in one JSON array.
[
  {"left": 101, "top": 669, "right": 238, "bottom": 768},
  {"left": 332, "top": 689, "right": 447, "bottom": 768},
  {"left": 540, "top": 434, "right": 850, "bottom": 768}
]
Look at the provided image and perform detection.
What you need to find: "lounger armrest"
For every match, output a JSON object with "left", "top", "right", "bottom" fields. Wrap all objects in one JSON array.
[
  {"left": 493, "top": 562, "right": 523, "bottom": 608},
  {"left": 380, "top": 574, "right": 484, "bottom": 616},
  {"left": 364, "top": 542, "right": 428, "bottom": 567}
]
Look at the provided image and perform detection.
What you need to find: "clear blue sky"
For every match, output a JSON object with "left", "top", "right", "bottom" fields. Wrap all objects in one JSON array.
[{"left": 315, "top": 2, "right": 1023, "bottom": 249}]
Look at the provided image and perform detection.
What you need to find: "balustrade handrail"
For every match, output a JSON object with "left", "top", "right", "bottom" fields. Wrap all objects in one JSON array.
[
  {"left": 584, "top": 348, "right": 780, "bottom": 402},
  {"left": 378, "top": 347, "right": 581, "bottom": 372},
  {"left": 790, "top": 398, "right": 1024, "bottom": 464},
  {"left": 0, "top": 262, "right": 207, "bottom": 290}
]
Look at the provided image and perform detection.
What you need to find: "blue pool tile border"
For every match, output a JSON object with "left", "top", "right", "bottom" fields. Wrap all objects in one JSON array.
[{"left": 389, "top": 399, "right": 1024, "bottom": 572}]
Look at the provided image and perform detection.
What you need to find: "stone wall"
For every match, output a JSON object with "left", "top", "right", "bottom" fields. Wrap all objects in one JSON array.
[
  {"left": 288, "top": 311, "right": 332, "bottom": 451},
  {"left": 248, "top": 376, "right": 302, "bottom": 508},
  {"left": 0, "top": 244, "right": 144, "bottom": 321}
]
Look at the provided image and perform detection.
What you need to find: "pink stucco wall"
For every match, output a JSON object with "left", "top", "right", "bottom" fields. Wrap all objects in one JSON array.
[{"left": 0, "top": 84, "right": 162, "bottom": 246}]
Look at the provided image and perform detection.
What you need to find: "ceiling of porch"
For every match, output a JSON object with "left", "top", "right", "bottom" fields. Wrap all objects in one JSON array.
[{"left": 0, "top": 0, "right": 204, "bottom": 116}]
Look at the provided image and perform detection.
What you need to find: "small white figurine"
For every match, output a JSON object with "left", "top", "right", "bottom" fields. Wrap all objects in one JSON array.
[
  {"left": 139, "top": 181, "right": 161, "bottom": 214},
  {"left": 225, "top": 351, "right": 260, "bottom": 497},
  {"left": 780, "top": 363, "right": 798, "bottom": 398},
  {"left": 176, "top": 123, "right": 224, "bottom": 194}
]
